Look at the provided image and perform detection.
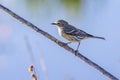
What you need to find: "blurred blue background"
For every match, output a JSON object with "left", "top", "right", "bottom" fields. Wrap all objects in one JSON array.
[{"left": 0, "top": 0, "right": 120, "bottom": 80}]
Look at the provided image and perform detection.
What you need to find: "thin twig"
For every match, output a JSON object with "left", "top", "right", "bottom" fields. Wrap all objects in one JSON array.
[
  {"left": 24, "top": 36, "right": 35, "bottom": 66},
  {"left": 24, "top": 36, "right": 39, "bottom": 80},
  {"left": 0, "top": 4, "right": 118, "bottom": 80},
  {"left": 36, "top": 42, "right": 49, "bottom": 80}
]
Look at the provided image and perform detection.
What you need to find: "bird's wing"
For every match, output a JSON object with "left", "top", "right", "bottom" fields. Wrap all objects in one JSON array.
[{"left": 64, "top": 25, "right": 92, "bottom": 39}]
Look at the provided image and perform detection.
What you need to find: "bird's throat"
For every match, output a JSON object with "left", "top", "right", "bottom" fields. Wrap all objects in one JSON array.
[{"left": 57, "top": 27, "right": 63, "bottom": 36}]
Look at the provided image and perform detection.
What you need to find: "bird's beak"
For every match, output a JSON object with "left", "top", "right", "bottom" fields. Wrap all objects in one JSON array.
[{"left": 51, "top": 22, "right": 57, "bottom": 25}]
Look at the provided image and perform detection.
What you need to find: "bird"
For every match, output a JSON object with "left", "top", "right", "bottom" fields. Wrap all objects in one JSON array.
[{"left": 52, "top": 19, "right": 105, "bottom": 52}]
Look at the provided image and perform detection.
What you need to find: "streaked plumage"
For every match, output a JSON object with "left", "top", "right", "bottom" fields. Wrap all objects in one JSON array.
[{"left": 52, "top": 20, "right": 105, "bottom": 51}]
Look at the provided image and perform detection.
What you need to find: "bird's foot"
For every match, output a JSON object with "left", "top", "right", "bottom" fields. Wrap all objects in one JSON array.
[{"left": 75, "top": 50, "right": 79, "bottom": 56}]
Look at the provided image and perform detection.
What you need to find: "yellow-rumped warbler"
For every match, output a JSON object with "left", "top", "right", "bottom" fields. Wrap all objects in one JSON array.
[{"left": 52, "top": 20, "right": 105, "bottom": 52}]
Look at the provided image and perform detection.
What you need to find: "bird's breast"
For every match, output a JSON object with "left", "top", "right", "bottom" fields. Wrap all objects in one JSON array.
[{"left": 57, "top": 27, "right": 63, "bottom": 36}]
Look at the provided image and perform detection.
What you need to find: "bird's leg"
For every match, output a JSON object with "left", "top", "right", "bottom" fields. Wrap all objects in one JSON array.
[
  {"left": 77, "top": 42, "right": 80, "bottom": 51},
  {"left": 75, "top": 42, "right": 80, "bottom": 55}
]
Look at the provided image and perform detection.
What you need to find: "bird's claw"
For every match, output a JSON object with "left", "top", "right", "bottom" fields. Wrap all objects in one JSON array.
[{"left": 75, "top": 50, "right": 79, "bottom": 56}]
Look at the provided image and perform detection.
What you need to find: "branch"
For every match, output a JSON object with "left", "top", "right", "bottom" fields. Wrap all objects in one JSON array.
[{"left": 0, "top": 4, "right": 118, "bottom": 80}]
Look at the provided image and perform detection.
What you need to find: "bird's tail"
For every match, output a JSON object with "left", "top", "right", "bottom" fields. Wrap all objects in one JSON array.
[{"left": 92, "top": 36, "right": 105, "bottom": 40}]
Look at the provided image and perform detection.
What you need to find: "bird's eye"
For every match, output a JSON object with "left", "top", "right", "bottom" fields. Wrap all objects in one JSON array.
[{"left": 57, "top": 23, "right": 60, "bottom": 24}]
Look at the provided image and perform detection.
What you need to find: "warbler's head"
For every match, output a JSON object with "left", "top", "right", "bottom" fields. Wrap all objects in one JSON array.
[{"left": 52, "top": 20, "right": 68, "bottom": 27}]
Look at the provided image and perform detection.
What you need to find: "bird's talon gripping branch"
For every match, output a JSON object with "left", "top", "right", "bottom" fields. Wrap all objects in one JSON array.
[{"left": 75, "top": 50, "right": 79, "bottom": 56}]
